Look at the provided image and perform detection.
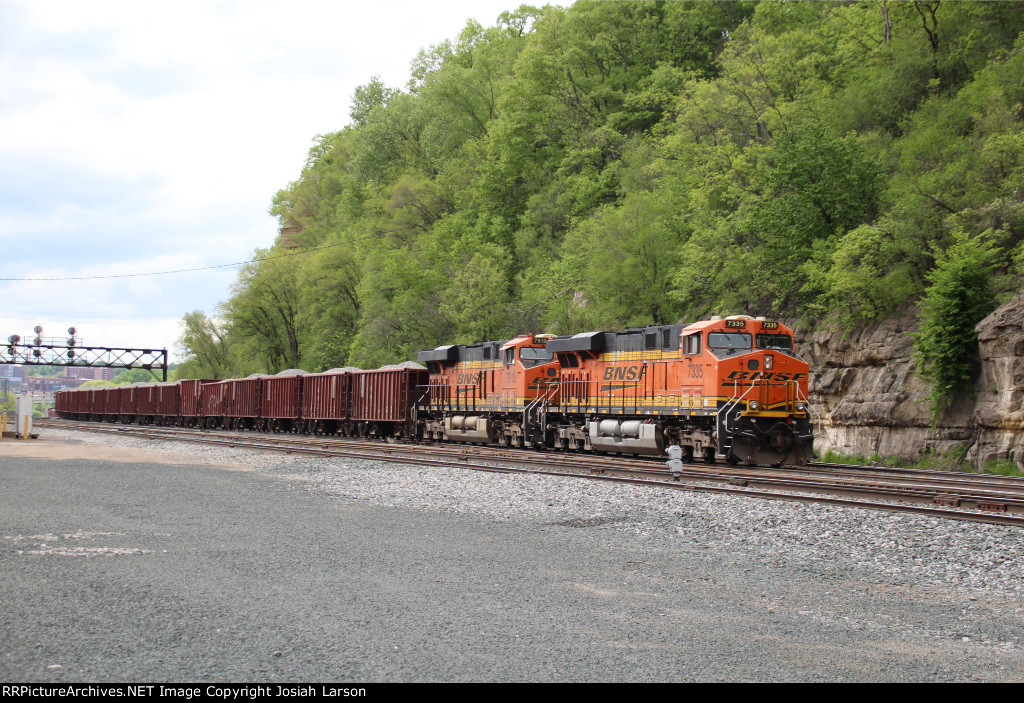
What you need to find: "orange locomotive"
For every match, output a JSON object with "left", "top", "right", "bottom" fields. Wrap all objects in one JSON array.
[
  {"left": 417, "top": 334, "right": 561, "bottom": 447},
  {"left": 546, "top": 316, "right": 815, "bottom": 466},
  {"left": 417, "top": 316, "right": 816, "bottom": 466}
]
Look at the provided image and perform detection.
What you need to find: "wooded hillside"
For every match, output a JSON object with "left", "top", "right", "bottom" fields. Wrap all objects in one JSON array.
[{"left": 177, "top": 1, "right": 1024, "bottom": 411}]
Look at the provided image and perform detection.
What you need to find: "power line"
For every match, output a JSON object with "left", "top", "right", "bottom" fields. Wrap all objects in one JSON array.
[{"left": 0, "top": 241, "right": 350, "bottom": 282}]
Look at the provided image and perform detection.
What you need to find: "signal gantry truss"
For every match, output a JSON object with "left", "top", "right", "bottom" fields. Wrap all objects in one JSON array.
[{"left": 1, "top": 343, "right": 168, "bottom": 381}]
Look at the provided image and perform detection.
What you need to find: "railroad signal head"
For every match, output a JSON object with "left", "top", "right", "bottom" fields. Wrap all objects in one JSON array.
[
  {"left": 7, "top": 335, "right": 19, "bottom": 345},
  {"left": 34, "top": 325, "right": 42, "bottom": 334}
]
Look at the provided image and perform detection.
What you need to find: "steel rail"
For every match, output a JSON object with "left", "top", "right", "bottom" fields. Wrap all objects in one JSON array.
[{"left": 37, "top": 419, "right": 1024, "bottom": 528}]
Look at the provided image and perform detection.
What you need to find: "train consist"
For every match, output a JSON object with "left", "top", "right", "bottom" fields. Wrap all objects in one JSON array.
[{"left": 55, "top": 316, "right": 816, "bottom": 466}]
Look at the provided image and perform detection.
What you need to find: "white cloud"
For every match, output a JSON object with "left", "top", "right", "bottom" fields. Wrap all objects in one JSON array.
[{"left": 0, "top": 0, "right": 521, "bottom": 361}]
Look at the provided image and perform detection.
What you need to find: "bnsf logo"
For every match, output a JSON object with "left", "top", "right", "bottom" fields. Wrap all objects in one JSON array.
[
  {"left": 603, "top": 365, "right": 642, "bottom": 381},
  {"left": 724, "top": 371, "right": 807, "bottom": 383},
  {"left": 456, "top": 372, "right": 483, "bottom": 384}
]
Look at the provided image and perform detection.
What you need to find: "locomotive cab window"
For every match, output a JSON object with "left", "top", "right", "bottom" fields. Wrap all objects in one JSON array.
[
  {"left": 503, "top": 348, "right": 515, "bottom": 366},
  {"left": 708, "top": 332, "right": 752, "bottom": 350},
  {"left": 684, "top": 333, "right": 701, "bottom": 356},
  {"left": 756, "top": 333, "right": 793, "bottom": 352},
  {"left": 519, "top": 347, "right": 554, "bottom": 368}
]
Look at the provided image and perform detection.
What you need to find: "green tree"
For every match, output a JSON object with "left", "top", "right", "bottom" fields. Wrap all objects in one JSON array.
[
  {"left": 111, "top": 368, "right": 163, "bottom": 384},
  {"left": 222, "top": 250, "right": 305, "bottom": 373},
  {"left": 175, "top": 310, "right": 234, "bottom": 379},
  {"left": 912, "top": 229, "right": 1001, "bottom": 417}
]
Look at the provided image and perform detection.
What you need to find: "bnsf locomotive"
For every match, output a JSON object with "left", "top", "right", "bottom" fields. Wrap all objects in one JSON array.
[
  {"left": 55, "top": 316, "right": 815, "bottom": 466},
  {"left": 418, "top": 315, "right": 815, "bottom": 466}
]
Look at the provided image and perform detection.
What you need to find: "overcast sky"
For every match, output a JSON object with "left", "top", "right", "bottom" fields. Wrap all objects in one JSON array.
[{"left": 0, "top": 0, "right": 524, "bottom": 360}]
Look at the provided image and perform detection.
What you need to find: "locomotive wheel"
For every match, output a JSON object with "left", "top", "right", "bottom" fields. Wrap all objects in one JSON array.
[{"left": 703, "top": 447, "right": 715, "bottom": 463}]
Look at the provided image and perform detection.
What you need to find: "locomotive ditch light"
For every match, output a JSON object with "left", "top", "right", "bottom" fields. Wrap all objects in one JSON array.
[
  {"left": 748, "top": 400, "right": 760, "bottom": 411},
  {"left": 796, "top": 402, "right": 806, "bottom": 412}
]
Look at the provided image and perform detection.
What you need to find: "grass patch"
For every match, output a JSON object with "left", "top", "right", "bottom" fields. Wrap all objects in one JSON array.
[
  {"left": 980, "top": 458, "right": 1023, "bottom": 477},
  {"left": 818, "top": 446, "right": 1022, "bottom": 476}
]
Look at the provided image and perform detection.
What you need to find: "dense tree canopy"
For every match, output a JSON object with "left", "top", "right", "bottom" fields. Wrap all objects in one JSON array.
[{"left": 178, "top": 1, "right": 1024, "bottom": 409}]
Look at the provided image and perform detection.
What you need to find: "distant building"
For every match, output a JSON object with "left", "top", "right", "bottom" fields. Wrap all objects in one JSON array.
[
  {"left": 26, "top": 376, "right": 65, "bottom": 393},
  {"left": 64, "top": 367, "right": 115, "bottom": 381},
  {"left": 0, "top": 365, "right": 25, "bottom": 385}
]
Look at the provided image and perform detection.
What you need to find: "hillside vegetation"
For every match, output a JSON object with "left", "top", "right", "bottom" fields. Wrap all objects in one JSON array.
[{"left": 177, "top": 1, "right": 1024, "bottom": 409}]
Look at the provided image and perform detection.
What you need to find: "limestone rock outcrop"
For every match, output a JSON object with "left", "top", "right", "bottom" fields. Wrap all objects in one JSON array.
[{"left": 797, "top": 289, "right": 1024, "bottom": 469}]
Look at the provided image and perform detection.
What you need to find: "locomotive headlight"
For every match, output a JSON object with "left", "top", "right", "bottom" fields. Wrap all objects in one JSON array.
[
  {"left": 765, "top": 354, "right": 773, "bottom": 370},
  {"left": 748, "top": 400, "right": 759, "bottom": 411}
]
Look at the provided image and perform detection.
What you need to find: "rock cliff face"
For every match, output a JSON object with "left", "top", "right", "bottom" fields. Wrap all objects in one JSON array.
[{"left": 797, "top": 290, "right": 1024, "bottom": 469}]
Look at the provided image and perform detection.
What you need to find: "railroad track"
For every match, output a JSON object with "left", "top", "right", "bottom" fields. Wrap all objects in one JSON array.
[{"left": 35, "top": 419, "right": 1024, "bottom": 528}]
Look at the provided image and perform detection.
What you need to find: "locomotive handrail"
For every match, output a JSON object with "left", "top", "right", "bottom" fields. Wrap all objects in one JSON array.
[
  {"left": 583, "top": 377, "right": 642, "bottom": 414},
  {"left": 524, "top": 380, "right": 560, "bottom": 444},
  {"left": 795, "top": 383, "right": 822, "bottom": 436},
  {"left": 412, "top": 387, "right": 431, "bottom": 424},
  {"left": 717, "top": 373, "right": 762, "bottom": 456},
  {"left": 720, "top": 373, "right": 762, "bottom": 422}
]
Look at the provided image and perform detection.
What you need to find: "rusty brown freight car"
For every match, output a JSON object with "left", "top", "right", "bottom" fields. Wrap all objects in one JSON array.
[
  {"left": 135, "top": 384, "right": 159, "bottom": 424},
  {"left": 152, "top": 382, "right": 180, "bottom": 426},
  {"left": 201, "top": 380, "right": 228, "bottom": 428},
  {"left": 223, "top": 374, "right": 265, "bottom": 430},
  {"left": 54, "top": 390, "right": 69, "bottom": 417},
  {"left": 83, "top": 388, "right": 104, "bottom": 420},
  {"left": 176, "top": 379, "right": 213, "bottom": 426},
  {"left": 261, "top": 369, "right": 306, "bottom": 432},
  {"left": 100, "top": 387, "right": 120, "bottom": 422},
  {"left": 348, "top": 365, "right": 427, "bottom": 438},
  {"left": 79, "top": 389, "right": 94, "bottom": 419},
  {"left": 117, "top": 385, "right": 144, "bottom": 424},
  {"left": 301, "top": 368, "right": 354, "bottom": 435}
]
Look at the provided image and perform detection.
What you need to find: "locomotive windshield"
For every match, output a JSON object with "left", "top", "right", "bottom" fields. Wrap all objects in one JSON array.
[
  {"left": 707, "top": 332, "right": 752, "bottom": 350},
  {"left": 756, "top": 333, "right": 793, "bottom": 352},
  {"left": 519, "top": 347, "right": 554, "bottom": 368}
]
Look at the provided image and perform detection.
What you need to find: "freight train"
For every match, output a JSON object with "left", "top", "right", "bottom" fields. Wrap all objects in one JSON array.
[{"left": 55, "top": 316, "right": 816, "bottom": 466}]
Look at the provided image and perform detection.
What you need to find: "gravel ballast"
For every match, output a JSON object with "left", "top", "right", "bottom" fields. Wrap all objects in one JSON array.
[{"left": 2, "top": 429, "right": 1022, "bottom": 682}]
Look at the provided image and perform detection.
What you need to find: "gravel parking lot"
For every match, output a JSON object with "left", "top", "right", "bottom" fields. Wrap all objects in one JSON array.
[{"left": 1, "top": 430, "right": 1022, "bottom": 682}]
